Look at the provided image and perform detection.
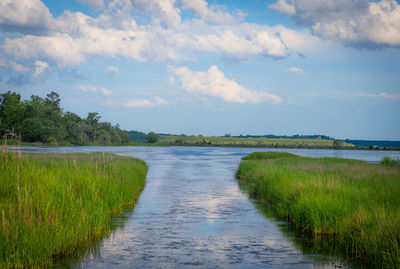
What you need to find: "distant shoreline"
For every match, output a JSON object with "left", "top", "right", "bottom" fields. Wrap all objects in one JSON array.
[{"left": 4, "top": 140, "right": 400, "bottom": 151}]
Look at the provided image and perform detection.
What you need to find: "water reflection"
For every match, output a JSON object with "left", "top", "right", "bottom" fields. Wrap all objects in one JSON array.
[
  {"left": 10, "top": 146, "right": 400, "bottom": 268},
  {"left": 54, "top": 206, "right": 137, "bottom": 269},
  {"left": 247, "top": 197, "right": 350, "bottom": 268}
]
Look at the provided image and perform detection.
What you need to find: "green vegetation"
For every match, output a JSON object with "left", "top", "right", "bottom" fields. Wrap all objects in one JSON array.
[
  {"left": 159, "top": 134, "right": 355, "bottom": 149},
  {"left": 380, "top": 157, "right": 400, "bottom": 167},
  {"left": 128, "top": 130, "right": 147, "bottom": 143},
  {"left": 236, "top": 152, "right": 400, "bottom": 267},
  {"left": 0, "top": 148, "right": 147, "bottom": 267},
  {"left": 0, "top": 91, "right": 131, "bottom": 145},
  {"left": 145, "top": 131, "right": 159, "bottom": 143}
]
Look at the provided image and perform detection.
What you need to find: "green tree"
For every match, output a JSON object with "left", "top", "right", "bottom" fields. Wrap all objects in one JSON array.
[
  {"left": 20, "top": 117, "right": 46, "bottom": 142},
  {"left": 0, "top": 91, "right": 26, "bottom": 138},
  {"left": 146, "top": 132, "right": 158, "bottom": 143},
  {"left": 1, "top": 91, "right": 133, "bottom": 145}
]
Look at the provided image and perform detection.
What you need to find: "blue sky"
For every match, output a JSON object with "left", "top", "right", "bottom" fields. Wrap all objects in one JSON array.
[{"left": 0, "top": 0, "right": 399, "bottom": 140}]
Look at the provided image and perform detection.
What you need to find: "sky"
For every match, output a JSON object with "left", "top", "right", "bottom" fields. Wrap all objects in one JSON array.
[{"left": 0, "top": 0, "right": 399, "bottom": 140}]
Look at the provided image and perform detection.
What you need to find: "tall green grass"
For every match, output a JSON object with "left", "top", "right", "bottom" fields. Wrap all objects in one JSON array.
[
  {"left": 0, "top": 148, "right": 147, "bottom": 267},
  {"left": 236, "top": 152, "right": 400, "bottom": 267}
]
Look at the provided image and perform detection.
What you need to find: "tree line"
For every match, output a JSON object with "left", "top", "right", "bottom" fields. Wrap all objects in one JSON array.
[{"left": 0, "top": 91, "right": 131, "bottom": 145}]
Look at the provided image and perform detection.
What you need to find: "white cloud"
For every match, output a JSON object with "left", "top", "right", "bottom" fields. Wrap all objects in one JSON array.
[
  {"left": 286, "top": 67, "right": 304, "bottom": 73},
  {"left": 356, "top": 91, "right": 400, "bottom": 99},
  {"left": 169, "top": 65, "right": 282, "bottom": 104},
  {"left": 180, "top": 0, "right": 245, "bottom": 24},
  {"left": 269, "top": 0, "right": 400, "bottom": 48},
  {"left": 33, "top": 60, "right": 50, "bottom": 77},
  {"left": 80, "top": 85, "right": 114, "bottom": 95},
  {"left": 76, "top": 0, "right": 105, "bottom": 10},
  {"left": 107, "top": 65, "right": 119, "bottom": 77},
  {"left": 10, "top": 61, "right": 30, "bottom": 72},
  {"left": 269, "top": 0, "right": 295, "bottom": 15},
  {"left": 379, "top": 92, "right": 400, "bottom": 98},
  {"left": 0, "top": 0, "right": 54, "bottom": 34},
  {"left": 3, "top": 33, "right": 86, "bottom": 66},
  {"left": 130, "top": 0, "right": 182, "bottom": 29},
  {"left": 1, "top": 1, "right": 288, "bottom": 66},
  {"left": 0, "top": 58, "right": 38, "bottom": 73},
  {"left": 121, "top": 96, "right": 169, "bottom": 108}
]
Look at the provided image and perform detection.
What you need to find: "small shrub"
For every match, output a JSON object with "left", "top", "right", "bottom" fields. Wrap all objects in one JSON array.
[{"left": 380, "top": 157, "right": 400, "bottom": 167}]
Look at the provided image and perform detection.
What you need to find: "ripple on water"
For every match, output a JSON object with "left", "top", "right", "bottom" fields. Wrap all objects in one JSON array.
[{"left": 13, "top": 146, "right": 389, "bottom": 268}]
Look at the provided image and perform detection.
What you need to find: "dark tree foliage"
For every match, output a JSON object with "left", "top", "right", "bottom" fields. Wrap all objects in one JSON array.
[
  {"left": 127, "top": 130, "right": 146, "bottom": 142},
  {"left": 0, "top": 91, "right": 25, "bottom": 139},
  {"left": 146, "top": 132, "right": 158, "bottom": 143},
  {"left": 0, "top": 91, "right": 132, "bottom": 145}
]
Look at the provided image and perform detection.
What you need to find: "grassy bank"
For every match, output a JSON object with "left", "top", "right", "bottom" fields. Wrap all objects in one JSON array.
[
  {"left": 236, "top": 152, "right": 400, "bottom": 267},
  {"left": 159, "top": 135, "right": 355, "bottom": 149},
  {"left": 0, "top": 149, "right": 147, "bottom": 267}
]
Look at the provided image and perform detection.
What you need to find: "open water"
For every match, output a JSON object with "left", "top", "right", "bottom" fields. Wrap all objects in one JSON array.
[{"left": 14, "top": 146, "right": 400, "bottom": 268}]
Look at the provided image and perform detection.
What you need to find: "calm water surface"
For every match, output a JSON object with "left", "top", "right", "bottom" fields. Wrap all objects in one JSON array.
[{"left": 14, "top": 146, "right": 400, "bottom": 268}]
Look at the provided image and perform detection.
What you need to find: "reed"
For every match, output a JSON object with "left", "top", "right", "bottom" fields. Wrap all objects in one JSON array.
[
  {"left": 0, "top": 148, "right": 147, "bottom": 267},
  {"left": 236, "top": 152, "right": 400, "bottom": 267}
]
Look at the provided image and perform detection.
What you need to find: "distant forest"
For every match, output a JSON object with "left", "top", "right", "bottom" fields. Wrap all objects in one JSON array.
[
  {"left": 1, "top": 91, "right": 398, "bottom": 148},
  {"left": 0, "top": 91, "right": 131, "bottom": 145},
  {"left": 233, "top": 134, "right": 334, "bottom": 140},
  {"left": 160, "top": 133, "right": 334, "bottom": 140}
]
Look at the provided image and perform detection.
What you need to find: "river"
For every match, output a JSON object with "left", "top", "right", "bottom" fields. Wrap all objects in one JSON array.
[{"left": 13, "top": 146, "right": 400, "bottom": 268}]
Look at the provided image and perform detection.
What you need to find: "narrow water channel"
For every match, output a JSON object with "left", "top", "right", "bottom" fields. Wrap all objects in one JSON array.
[{"left": 16, "top": 146, "right": 400, "bottom": 268}]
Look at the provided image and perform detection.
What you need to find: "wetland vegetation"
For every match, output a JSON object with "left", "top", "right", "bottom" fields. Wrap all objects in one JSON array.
[
  {"left": 158, "top": 134, "right": 355, "bottom": 149},
  {"left": 0, "top": 148, "right": 147, "bottom": 267},
  {"left": 236, "top": 152, "right": 400, "bottom": 267}
]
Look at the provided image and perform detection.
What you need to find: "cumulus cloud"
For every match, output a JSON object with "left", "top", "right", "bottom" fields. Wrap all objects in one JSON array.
[
  {"left": 0, "top": 0, "right": 54, "bottom": 35},
  {"left": 286, "top": 67, "right": 304, "bottom": 73},
  {"left": 0, "top": 58, "right": 27, "bottom": 72},
  {"left": 121, "top": 97, "right": 169, "bottom": 108},
  {"left": 33, "top": 60, "right": 50, "bottom": 77},
  {"left": 169, "top": 65, "right": 281, "bottom": 104},
  {"left": 128, "top": 0, "right": 182, "bottom": 29},
  {"left": 10, "top": 61, "right": 30, "bottom": 73},
  {"left": 1, "top": 1, "right": 288, "bottom": 67},
  {"left": 107, "top": 65, "right": 119, "bottom": 77},
  {"left": 80, "top": 85, "right": 114, "bottom": 95},
  {"left": 180, "top": 0, "right": 245, "bottom": 24},
  {"left": 269, "top": 0, "right": 295, "bottom": 15},
  {"left": 0, "top": 57, "right": 48, "bottom": 77},
  {"left": 269, "top": 0, "right": 400, "bottom": 48}
]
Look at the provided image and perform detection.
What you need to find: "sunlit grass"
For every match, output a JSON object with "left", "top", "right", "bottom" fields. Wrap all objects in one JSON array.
[
  {"left": 0, "top": 148, "right": 147, "bottom": 267},
  {"left": 236, "top": 152, "right": 400, "bottom": 267},
  {"left": 159, "top": 135, "right": 355, "bottom": 148}
]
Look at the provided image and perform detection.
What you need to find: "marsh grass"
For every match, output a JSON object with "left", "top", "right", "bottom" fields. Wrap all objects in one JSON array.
[
  {"left": 159, "top": 135, "right": 355, "bottom": 148},
  {"left": 236, "top": 152, "right": 400, "bottom": 267},
  {"left": 380, "top": 156, "right": 400, "bottom": 167},
  {"left": 0, "top": 147, "right": 147, "bottom": 267}
]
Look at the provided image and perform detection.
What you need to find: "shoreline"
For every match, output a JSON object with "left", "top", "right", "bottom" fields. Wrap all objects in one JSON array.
[
  {"left": 4, "top": 140, "right": 400, "bottom": 151},
  {"left": 0, "top": 150, "right": 148, "bottom": 267},
  {"left": 236, "top": 152, "right": 400, "bottom": 267}
]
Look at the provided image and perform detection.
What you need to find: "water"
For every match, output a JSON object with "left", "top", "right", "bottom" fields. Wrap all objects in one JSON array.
[{"left": 12, "top": 146, "right": 400, "bottom": 268}]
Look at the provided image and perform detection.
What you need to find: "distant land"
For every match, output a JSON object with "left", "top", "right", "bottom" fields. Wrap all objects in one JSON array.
[
  {"left": 344, "top": 140, "right": 400, "bottom": 148},
  {"left": 1, "top": 91, "right": 398, "bottom": 149},
  {"left": 129, "top": 131, "right": 400, "bottom": 149}
]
